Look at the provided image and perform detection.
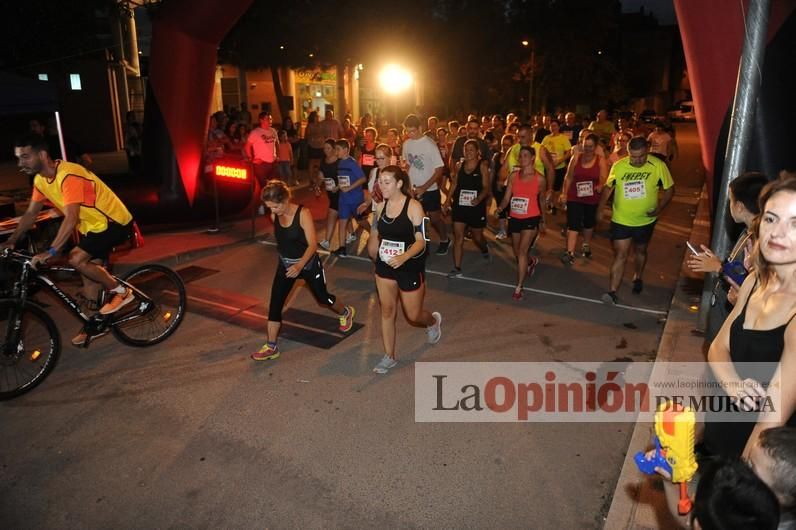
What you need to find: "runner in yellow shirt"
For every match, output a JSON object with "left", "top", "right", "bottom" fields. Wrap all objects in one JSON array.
[
  {"left": 541, "top": 119, "right": 572, "bottom": 213},
  {"left": 596, "top": 136, "right": 675, "bottom": 305},
  {"left": 501, "top": 124, "right": 555, "bottom": 199},
  {"left": 588, "top": 109, "right": 616, "bottom": 147},
  {"left": 5, "top": 134, "right": 136, "bottom": 346}
]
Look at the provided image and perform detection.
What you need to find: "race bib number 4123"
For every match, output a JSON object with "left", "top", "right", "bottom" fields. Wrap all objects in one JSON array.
[{"left": 378, "top": 239, "right": 405, "bottom": 263}]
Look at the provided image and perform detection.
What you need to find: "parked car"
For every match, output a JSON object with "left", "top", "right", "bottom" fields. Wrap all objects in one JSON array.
[
  {"left": 668, "top": 100, "right": 696, "bottom": 122},
  {"left": 639, "top": 109, "right": 661, "bottom": 124}
]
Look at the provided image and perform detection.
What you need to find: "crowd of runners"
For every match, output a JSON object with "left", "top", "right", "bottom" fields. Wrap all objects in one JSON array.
[
  {"left": 244, "top": 107, "right": 796, "bottom": 528},
  {"left": 11, "top": 103, "right": 796, "bottom": 528},
  {"left": 234, "top": 108, "right": 676, "bottom": 373}
]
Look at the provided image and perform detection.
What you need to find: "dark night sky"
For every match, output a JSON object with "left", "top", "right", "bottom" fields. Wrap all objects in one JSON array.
[{"left": 622, "top": 0, "right": 677, "bottom": 25}]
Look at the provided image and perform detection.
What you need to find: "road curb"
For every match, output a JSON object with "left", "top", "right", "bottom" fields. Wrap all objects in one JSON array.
[
  {"left": 603, "top": 186, "right": 710, "bottom": 530},
  {"left": 114, "top": 236, "right": 260, "bottom": 272}
]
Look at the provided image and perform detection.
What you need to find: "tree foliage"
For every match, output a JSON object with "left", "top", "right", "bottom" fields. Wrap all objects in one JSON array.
[{"left": 220, "top": 0, "right": 631, "bottom": 115}]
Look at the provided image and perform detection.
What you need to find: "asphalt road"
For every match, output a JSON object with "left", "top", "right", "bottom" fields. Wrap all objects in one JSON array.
[{"left": 0, "top": 124, "right": 704, "bottom": 528}]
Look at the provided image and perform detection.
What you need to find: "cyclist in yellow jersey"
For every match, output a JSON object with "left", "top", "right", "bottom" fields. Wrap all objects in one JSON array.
[
  {"left": 596, "top": 136, "right": 675, "bottom": 305},
  {"left": 5, "top": 134, "right": 136, "bottom": 345}
]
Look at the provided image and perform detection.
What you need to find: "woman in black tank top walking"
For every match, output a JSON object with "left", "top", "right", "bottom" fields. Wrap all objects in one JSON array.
[
  {"left": 705, "top": 175, "right": 796, "bottom": 458},
  {"left": 251, "top": 180, "right": 355, "bottom": 361},
  {"left": 367, "top": 166, "right": 442, "bottom": 374},
  {"left": 443, "top": 139, "right": 491, "bottom": 277}
]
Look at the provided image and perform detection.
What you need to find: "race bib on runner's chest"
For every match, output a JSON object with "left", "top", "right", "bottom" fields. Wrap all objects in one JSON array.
[
  {"left": 622, "top": 180, "right": 646, "bottom": 200},
  {"left": 361, "top": 154, "right": 375, "bottom": 166},
  {"left": 378, "top": 239, "right": 405, "bottom": 263},
  {"left": 337, "top": 175, "right": 351, "bottom": 188},
  {"left": 458, "top": 189, "right": 477, "bottom": 207},
  {"left": 324, "top": 178, "right": 336, "bottom": 191},
  {"left": 576, "top": 181, "right": 594, "bottom": 198},
  {"left": 510, "top": 197, "right": 529, "bottom": 215}
]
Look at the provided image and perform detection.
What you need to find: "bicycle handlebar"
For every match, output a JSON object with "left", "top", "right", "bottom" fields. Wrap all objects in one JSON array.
[{"left": 1, "top": 248, "right": 35, "bottom": 268}]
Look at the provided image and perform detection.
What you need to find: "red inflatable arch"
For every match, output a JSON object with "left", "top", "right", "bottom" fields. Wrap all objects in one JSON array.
[{"left": 148, "top": 0, "right": 253, "bottom": 205}]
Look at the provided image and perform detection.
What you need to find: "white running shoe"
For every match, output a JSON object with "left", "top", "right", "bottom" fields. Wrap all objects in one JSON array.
[
  {"left": 427, "top": 312, "right": 442, "bottom": 344},
  {"left": 373, "top": 355, "right": 398, "bottom": 374}
]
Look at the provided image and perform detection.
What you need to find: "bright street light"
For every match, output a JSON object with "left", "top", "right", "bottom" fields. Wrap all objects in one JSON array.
[
  {"left": 379, "top": 64, "right": 413, "bottom": 95},
  {"left": 521, "top": 39, "right": 529, "bottom": 46}
]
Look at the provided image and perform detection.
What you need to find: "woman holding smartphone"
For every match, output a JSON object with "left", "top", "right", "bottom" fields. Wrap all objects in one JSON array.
[
  {"left": 703, "top": 174, "right": 796, "bottom": 460},
  {"left": 687, "top": 172, "right": 769, "bottom": 340}
]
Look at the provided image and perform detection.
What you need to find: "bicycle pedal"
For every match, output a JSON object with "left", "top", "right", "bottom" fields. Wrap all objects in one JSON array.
[{"left": 72, "top": 328, "right": 110, "bottom": 348}]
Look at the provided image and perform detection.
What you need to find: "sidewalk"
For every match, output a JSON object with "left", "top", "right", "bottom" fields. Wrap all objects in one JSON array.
[
  {"left": 603, "top": 186, "right": 712, "bottom": 530},
  {"left": 111, "top": 181, "right": 323, "bottom": 270}
]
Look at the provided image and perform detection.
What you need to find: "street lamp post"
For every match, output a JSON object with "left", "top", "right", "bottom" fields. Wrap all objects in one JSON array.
[{"left": 522, "top": 40, "right": 535, "bottom": 120}]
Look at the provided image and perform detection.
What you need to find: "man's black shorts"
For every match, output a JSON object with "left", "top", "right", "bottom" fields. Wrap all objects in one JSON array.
[
  {"left": 79, "top": 222, "right": 133, "bottom": 260},
  {"left": 419, "top": 189, "right": 441, "bottom": 213},
  {"left": 326, "top": 190, "right": 340, "bottom": 211},
  {"left": 253, "top": 162, "right": 277, "bottom": 187},
  {"left": 553, "top": 167, "right": 567, "bottom": 192},
  {"left": 610, "top": 221, "right": 656, "bottom": 244}
]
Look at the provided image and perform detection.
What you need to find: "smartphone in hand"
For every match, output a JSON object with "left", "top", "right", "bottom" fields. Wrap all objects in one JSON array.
[{"left": 722, "top": 260, "right": 747, "bottom": 286}]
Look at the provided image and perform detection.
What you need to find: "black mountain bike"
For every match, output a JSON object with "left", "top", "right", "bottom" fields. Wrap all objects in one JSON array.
[{"left": 0, "top": 249, "right": 187, "bottom": 400}]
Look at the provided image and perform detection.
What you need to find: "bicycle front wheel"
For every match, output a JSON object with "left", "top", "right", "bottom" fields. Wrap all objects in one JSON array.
[
  {"left": 0, "top": 299, "right": 61, "bottom": 400},
  {"left": 112, "top": 265, "right": 187, "bottom": 347}
]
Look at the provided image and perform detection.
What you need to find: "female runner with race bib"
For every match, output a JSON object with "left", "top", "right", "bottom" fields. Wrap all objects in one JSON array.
[
  {"left": 559, "top": 133, "right": 607, "bottom": 265},
  {"left": 317, "top": 139, "right": 340, "bottom": 251},
  {"left": 444, "top": 139, "right": 492, "bottom": 278},
  {"left": 251, "top": 180, "right": 355, "bottom": 361},
  {"left": 368, "top": 166, "right": 442, "bottom": 374},
  {"left": 497, "top": 145, "right": 547, "bottom": 300}
]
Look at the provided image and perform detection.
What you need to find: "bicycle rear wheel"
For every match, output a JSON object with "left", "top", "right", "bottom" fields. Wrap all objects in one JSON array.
[
  {"left": 0, "top": 299, "right": 61, "bottom": 400},
  {"left": 112, "top": 264, "right": 186, "bottom": 347}
]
